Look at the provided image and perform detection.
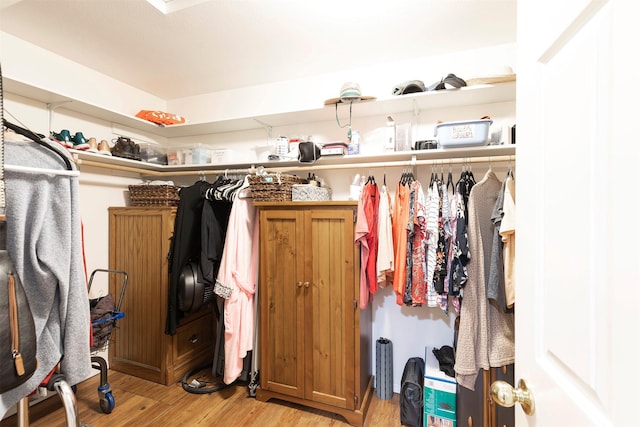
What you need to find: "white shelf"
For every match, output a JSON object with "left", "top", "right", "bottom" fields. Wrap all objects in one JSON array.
[
  {"left": 10, "top": 76, "right": 516, "bottom": 176},
  {"left": 4, "top": 78, "right": 167, "bottom": 137},
  {"left": 71, "top": 144, "right": 516, "bottom": 177},
  {"left": 5, "top": 76, "right": 515, "bottom": 139}
]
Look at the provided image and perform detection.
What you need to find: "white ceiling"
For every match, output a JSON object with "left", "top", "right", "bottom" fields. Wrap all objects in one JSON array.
[{"left": 0, "top": 0, "right": 517, "bottom": 101}]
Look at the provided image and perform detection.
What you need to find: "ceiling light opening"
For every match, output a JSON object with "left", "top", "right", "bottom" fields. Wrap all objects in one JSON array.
[{"left": 146, "top": 0, "right": 211, "bottom": 15}]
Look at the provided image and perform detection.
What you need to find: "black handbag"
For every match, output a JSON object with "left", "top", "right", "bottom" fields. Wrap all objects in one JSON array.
[
  {"left": 0, "top": 62, "right": 38, "bottom": 394},
  {"left": 0, "top": 239, "right": 38, "bottom": 393},
  {"left": 298, "top": 141, "right": 321, "bottom": 163}
]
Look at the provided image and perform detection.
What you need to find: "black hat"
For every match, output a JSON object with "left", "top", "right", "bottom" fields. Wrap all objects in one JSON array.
[{"left": 392, "top": 80, "right": 426, "bottom": 95}]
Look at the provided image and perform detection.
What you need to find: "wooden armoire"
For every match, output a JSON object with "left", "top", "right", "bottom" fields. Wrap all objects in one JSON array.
[
  {"left": 255, "top": 201, "right": 373, "bottom": 427},
  {"left": 108, "top": 207, "right": 214, "bottom": 385}
]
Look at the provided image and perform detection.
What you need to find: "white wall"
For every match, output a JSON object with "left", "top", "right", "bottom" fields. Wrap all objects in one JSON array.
[{"left": 3, "top": 38, "right": 516, "bottom": 393}]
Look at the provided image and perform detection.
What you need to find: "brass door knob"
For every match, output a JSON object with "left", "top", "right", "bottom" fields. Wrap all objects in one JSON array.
[{"left": 490, "top": 379, "right": 535, "bottom": 415}]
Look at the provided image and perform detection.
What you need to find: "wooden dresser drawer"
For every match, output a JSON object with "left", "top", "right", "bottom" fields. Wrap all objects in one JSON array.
[{"left": 174, "top": 311, "right": 214, "bottom": 366}]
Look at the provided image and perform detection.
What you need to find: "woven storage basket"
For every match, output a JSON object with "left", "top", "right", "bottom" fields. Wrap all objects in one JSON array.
[
  {"left": 248, "top": 173, "right": 304, "bottom": 202},
  {"left": 129, "top": 184, "right": 180, "bottom": 206}
]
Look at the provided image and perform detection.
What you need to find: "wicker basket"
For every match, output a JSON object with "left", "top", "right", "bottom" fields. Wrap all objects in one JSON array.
[
  {"left": 129, "top": 184, "right": 180, "bottom": 206},
  {"left": 248, "top": 173, "right": 304, "bottom": 202}
]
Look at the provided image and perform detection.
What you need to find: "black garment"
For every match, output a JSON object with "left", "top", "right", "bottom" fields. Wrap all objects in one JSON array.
[
  {"left": 166, "top": 181, "right": 209, "bottom": 335},
  {"left": 198, "top": 199, "right": 232, "bottom": 285}
]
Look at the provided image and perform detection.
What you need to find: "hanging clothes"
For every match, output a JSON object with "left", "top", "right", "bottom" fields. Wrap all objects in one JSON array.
[
  {"left": 435, "top": 180, "right": 453, "bottom": 313},
  {"left": 215, "top": 177, "right": 259, "bottom": 385},
  {"left": 199, "top": 176, "right": 237, "bottom": 286},
  {"left": 500, "top": 173, "right": 516, "bottom": 309},
  {"left": 408, "top": 179, "right": 427, "bottom": 306},
  {"left": 166, "top": 180, "right": 209, "bottom": 335},
  {"left": 487, "top": 178, "right": 508, "bottom": 311},
  {"left": 355, "top": 177, "right": 380, "bottom": 307},
  {"left": 376, "top": 181, "right": 394, "bottom": 288},
  {"left": 454, "top": 169, "right": 515, "bottom": 391},
  {"left": 1, "top": 137, "right": 91, "bottom": 417},
  {"left": 355, "top": 189, "right": 371, "bottom": 309},
  {"left": 443, "top": 176, "right": 458, "bottom": 307},
  {"left": 425, "top": 179, "right": 439, "bottom": 307},
  {"left": 391, "top": 177, "right": 411, "bottom": 305},
  {"left": 448, "top": 169, "right": 475, "bottom": 312}
]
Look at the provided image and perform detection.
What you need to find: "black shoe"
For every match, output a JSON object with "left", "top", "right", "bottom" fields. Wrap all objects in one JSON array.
[{"left": 111, "top": 137, "right": 141, "bottom": 161}]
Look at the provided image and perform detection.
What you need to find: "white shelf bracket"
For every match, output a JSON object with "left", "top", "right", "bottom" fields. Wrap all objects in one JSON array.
[
  {"left": 253, "top": 118, "right": 273, "bottom": 142},
  {"left": 47, "top": 101, "right": 72, "bottom": 134}
]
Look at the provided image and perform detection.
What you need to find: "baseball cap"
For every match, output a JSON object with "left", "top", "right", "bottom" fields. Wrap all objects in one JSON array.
[{"left": 392, "top": 80, "right": 426, "bottom": 95}]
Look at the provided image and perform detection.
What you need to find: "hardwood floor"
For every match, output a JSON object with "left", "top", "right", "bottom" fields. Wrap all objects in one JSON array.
[{"left": 1, "top": 370, "right": 401, "bottom": 427}]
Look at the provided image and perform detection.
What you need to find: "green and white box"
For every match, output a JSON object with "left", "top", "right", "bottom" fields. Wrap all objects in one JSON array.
[{"left": 424, "top": 347, "right": 456, "bottom": 427}]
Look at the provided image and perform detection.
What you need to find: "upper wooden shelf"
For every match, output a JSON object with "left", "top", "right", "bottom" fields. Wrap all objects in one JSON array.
[{"left": 5, "top": 76, "right": 516, "bottom": 138}]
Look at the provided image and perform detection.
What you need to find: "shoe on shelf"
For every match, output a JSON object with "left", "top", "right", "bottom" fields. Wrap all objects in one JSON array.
[
  {"left": 98, "top": 140, "right": 112, "bottom": 156},
  {"left": 87, "top": 137, "right": 99, "bottom": 153},
  {"left": 111, "top": 136, "right": 141, "bottom": 161},
  {"left": 51, "top": 129, "right": 73, "bottom": 148},
  {"left": 72, "top": 132, "right": 90, "bottom": 150}
]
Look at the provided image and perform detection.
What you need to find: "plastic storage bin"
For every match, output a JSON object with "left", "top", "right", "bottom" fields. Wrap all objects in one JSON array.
[{"left": 435, "top": 119, "right": 492, "bottom": 148}]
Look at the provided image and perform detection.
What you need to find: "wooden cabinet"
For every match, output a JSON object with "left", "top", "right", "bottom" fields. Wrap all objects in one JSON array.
[
  {"left": 255, "top": 202, "right": 373, "bottom": 427},
  {"left": 108, "top": 207, "right": 214, "bottom": 385},
  {"left": 456, "top": 365, "right": 515, "bottom": 427}
]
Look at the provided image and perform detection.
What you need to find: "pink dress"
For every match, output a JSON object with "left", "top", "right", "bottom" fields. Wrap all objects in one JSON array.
[{"left": 216, "top": 178, "right": 259, "bottom": 384}]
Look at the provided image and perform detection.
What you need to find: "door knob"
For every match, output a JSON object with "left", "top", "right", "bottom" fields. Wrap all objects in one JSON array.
[
  {"left": 297, "top": 281, "right": 303, "bottom": 288},
  {"left": 303, "top": 281, "right": 310, "bottom": 288},
  {"left": 490, "top": 379, "right": 535, "bottom": 415}
]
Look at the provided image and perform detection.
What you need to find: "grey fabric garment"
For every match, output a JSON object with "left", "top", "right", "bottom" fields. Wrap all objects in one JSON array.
[
  {"left": 1, "top": 138, "right": 91, "bottom": 417},
  {"left": 487, "top": 179, "right": 508, "bottom": 311},
  {"left": 454, "top": 170, "right": 515, "bottom": 391}
]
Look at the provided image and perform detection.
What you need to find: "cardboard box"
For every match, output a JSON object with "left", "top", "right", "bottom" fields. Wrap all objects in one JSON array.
[{"left": 424, "top": 347, "right": 456, "bottom": 427}]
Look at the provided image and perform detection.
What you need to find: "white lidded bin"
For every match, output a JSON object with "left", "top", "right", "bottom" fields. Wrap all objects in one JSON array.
[{"left": 435, "top": 118, "right": 493, "bottom": 148}]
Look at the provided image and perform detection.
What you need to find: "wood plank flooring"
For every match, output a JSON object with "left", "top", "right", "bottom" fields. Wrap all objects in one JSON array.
[{"left": 1, "top": 370, "right": 401, "bottom": 427}]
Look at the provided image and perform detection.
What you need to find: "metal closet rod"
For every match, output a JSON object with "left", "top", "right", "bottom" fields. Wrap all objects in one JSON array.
[
  {"left": 76, "top": 155, "right": 513, "bottom": 178},
  {"left": 150, "top": 155, "right": 513, "bottom": 177}
]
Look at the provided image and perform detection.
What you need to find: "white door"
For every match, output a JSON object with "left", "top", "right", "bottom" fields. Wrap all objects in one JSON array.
[{"left": 515, "top": 0, "right": 640, "bottom": 425}]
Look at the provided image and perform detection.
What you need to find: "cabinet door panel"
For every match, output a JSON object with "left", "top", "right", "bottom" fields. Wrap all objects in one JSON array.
[
  {"left": 306, "top": 209, "right": 355, "bottom": 409},
  {"left": 110, "top": 212, "right": 166, "bottom": 371},
  {"left": 259, "top": 210, "right": 305, "bottom": 397}
]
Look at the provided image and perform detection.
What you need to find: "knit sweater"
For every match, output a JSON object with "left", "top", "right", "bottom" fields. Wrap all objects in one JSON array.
[
  {"left": 454, "top": 170, "right": 515, "bottom": 390},
  {"left": 0, "top": 138, "right": 91, "bottom": 417}
]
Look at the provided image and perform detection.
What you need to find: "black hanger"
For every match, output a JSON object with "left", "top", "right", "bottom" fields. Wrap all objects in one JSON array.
[
  {"left": 3, "top": 119, "right": 73, "bottom": 170},
  {"left": 447, "top": 170, "right": 454, "bottom": 193}
]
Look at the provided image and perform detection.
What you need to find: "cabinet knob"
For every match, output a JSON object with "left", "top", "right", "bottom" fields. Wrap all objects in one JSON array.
[
  {"left": 303, "top": 281, "right": 310, "bottom": 288},
  {"left": 491, "top": 379, "right": 535, "bottom": 415},
  {"left": 297, "top": 281, "right": 303, "bottom": 288},
  {"left": 188, "top": 334, "right": 199, "bottom": 344}
]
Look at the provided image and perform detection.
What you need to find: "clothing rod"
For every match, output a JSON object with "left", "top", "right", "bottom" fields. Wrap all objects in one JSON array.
[
  {"left": 75, "top": 159, "right": 166, "bottom": 176},
  {"left": 257, "top": 155, "right": 513, "bottom": 174}
]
